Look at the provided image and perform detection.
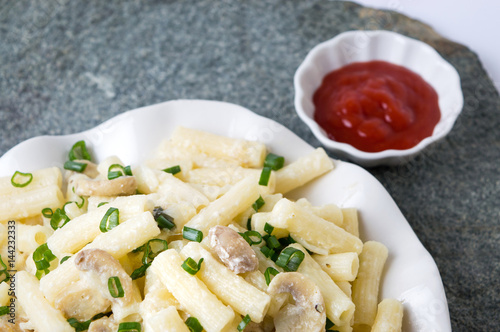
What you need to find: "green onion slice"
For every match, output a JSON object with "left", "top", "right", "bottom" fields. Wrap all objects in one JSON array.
[
  {"left": 185, "top": 317, "right": 203, "bottom": 332},
  {"left": 33, "top": 243, "right": 57, "bottom": 278},
  {"left": 117, "top": 322, "right": 142, "bottom": 332},
  {"left": 42, "top": 207, "right": 53, "bottom": 218},
  {"left": 64, "top": 160, "right": 87, "bottom": 173},
  {"left": 163, "top": 165, "right": 181, "bottom": 175},
  {"left": 237, "top": 314, "right": 252, "bottom": 331},
  {"left": 97, "top": 201, "right": 108, "bottom": 207},
  {"left": 266, "top": 235, "right": 281, "bottom": 250},
  {"left": 252, "top": 195, "right": 265, "bottom": 211},
  {"left": 108, "top": 276, "right": 125, "bottom": 298},
  {"left": 50, "top": 208, "right": 70, "bottom": 230},
  {"left": 11, "top": 171, "right": 33, "bottom": 188},
  {"left": 260, "top": 246, "right": 274, "bottom": 258},
  {"left": 153, "top": 207, "right": 175, "bottom": 230},
  {"left": 239, "top": 231, "right": 262, "bottom": 246},
  {"left": 258, "top": 167, "right": 272, "bottom": 186},
  {"left": 60, "top": 256, "right": 71, "bottom": 264},
  {"left": 131, "top": 263, "right": 151, "bottom": 280},
  {"left": 326, "top": 317, "right": 335, "bottom": 329},
  {"left": 275, "top": 247, "right": 305, "bottom": 272},
  {"left": 0, "top": 256, "right": 9, "bottom": 284},
  {"left": 69, "top": 140, "right": 91, "bottom": 161},
  {"left": 99, "top": 207, "right": 119, "bottom": 232},
  {"left": 183, "top": 226, "right": 203, "bottom": 242},
  {"left": 246, "top": 218, "right": 252, "bottom": 231},
  {"left": 264, "top": 153, "right": 285, "bottom": 170},
  {"left": 0, "top": 306, "right": 9, "bottom": 316},
  {"left": 67, "top": 317, "right": 91, "bottom": 332},
  {"left": 264, "top": 222, "right": 274, "bottom": 235},
  {"left": 142, "top": 239, "right": 168, "bottom": 265},
  {"left": 264, "top": 267, "right": 279, "bottom": 286},
  {"left": 107, "top": 164, "right": 133, "bottom": 180},
  {"left": 182, "top": 257, "right": 204, "bottom": 275}
]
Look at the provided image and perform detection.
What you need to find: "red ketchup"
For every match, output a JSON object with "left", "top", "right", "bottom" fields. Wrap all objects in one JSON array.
[{"left": 313, "top": 61, "right": 440, "bottom": 152}]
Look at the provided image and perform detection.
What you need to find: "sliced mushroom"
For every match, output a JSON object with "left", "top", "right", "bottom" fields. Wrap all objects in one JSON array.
[
  {"left": 54, "top": 280, "right": 111, "bottom": 321},
  {"left": 74, "top": 176, "right": 137, "bottom": 196},
  {"left": 208, "top": 225, "right": 258, "bottom": 274},
  {"left": 267, "top": 272, "right": 326, "bottom": 332},
  {"left": 74, "top": 249, "right": 134, "bottom": 306}
]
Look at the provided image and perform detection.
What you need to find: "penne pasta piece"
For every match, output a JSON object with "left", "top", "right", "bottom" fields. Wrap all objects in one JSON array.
[
  {"left": 275, "top": 147, "right": 333, "bottom": 194},
  {"left": 184, "top": 177, "right": 260, "bottom": 236},
  {"left": 352, "top": 241, "right": 389, "bottom": 329},
  {"left": 16, "top": 271, "right": 74, "bottom": 332},
  {"left": 156, "top": 172, "right": 210, "bottom": 210},
  {"left": 151, "top": 249, "right": 235, "bottom": 332},
  {"left": 170, "top": 127, "right": 267, "bottom": 168},
  {"left": 312, "top": 252, "right": 359, "bottom": 281},
  {"left": 181, "top": 242, "right": 271, "bottom": 323},
  {"left": 17, "top": 224, "right": 53, "bottom": 254},
  {"left": 47, "top": 195, "right": 151, "bottom": 257},
  {"left": 0, "top": 185, "right": 64, "bottom": 223},
  {"left": 0, "top": 167, "right": 62, "bottom": 196},
  {"left": 144, "top": 306, "right": 190, "bottom": 332},
  {"left": 269, "top": 199, "right": 362, "bottom": 255},
  {"left": 342, "top": 208, "right": 359, "bottom": 237},
  {"left": 371, "top": 298, "right": 404, "bottom": 332}
]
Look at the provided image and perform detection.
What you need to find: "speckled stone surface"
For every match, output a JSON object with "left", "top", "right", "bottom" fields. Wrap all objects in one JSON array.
[{"left": 1, "top": 0, "right": 498, "bottom": 330}]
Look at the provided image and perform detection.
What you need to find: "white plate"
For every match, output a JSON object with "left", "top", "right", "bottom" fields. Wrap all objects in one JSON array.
[{"left": 0, "top": 100, "right": 451, "bottom": 331}]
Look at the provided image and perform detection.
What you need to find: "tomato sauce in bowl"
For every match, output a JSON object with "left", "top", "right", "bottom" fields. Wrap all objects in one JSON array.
[{"left": 313, "top": 60, "right": 440, "bottom": 153}]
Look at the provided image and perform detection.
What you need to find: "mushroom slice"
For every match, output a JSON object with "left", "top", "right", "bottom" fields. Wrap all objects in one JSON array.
[
  {"left": 74, "top": 249, "right": 134, "bottom": 306},
  {"left": 208, "top": 225, "right": 258, "bottom": 274},
  {"left": 74, "top": 176, "right": 137, "bottom": 197},
  {"left": 54, "top": 280, "right": 111, "bottom": 321},
  {"left": 268, "top": 272, "right": 326, "bottom": 332}
]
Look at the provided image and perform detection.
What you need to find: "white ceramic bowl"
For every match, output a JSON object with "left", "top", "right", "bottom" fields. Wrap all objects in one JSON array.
[{"left": 294, "top": 30, "right": 464, "bottom": 167}]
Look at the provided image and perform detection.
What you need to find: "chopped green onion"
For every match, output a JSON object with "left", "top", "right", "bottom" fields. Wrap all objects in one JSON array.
[
  {"left": 117, "top": 322, "right": 142, "bottom": 332},
  {"left": 279, "top": 235, "right": 296, "bottom": 247},
  {"left": 63, "top": 160, "right": 87, "bottom": 173},
  {"left": 275, "top": 247, "right": 305, "bottom": 272},
  {"left": 264, "top": 267, "right": 279, "bottom": 286},
  {"left": 33, "top": 243, "right": 57, "bottom": 279},
  {"left": 108, "top": 276, "right": 124, "bottom": 298},
  {"left": 260, "top": 246, "right": 274, "bottom": 258},
  {"left": 153, "top": 207, "right": 175, "bottom": 230},
  {"left": 60, "top": 256, "right": 71, "bottom": 264},
  {"left": 42, "top": 207, "right": 53, "bottom": 218},
  {"left": 252, "top": 195, "right": 265, "bottom": 211},
  {"left": 326, "top": 317, "right": 335, "bottom": 329},
  {"left": 182, "top": 257, "right": 204, "bottom": 275},
  {"left": 239, "top": 231, "right": 262, "bottom": 245},
  {"left": 258, "top": 167, "right": 272, "bottom": 186},
  {"left": 142, "top": 239, "right": 168, "bottom": 265},
  {"left": 68, "top": 140, "right": 91, "bottom": 161},
  {"left": 11, "top": 171, "right": 33, "bottom": 188},
  {"left": 0, "top": 306, "right": 9, "bottom": 316},
  {"left": 185, "top": 317, "right": 203, "bottom": 332},
  {"left": 246, "top": 218, "right": 252, "bottom": 231},
  {"left": 266, "top": 235, "right": 281, "bottom": 250},
  {"left": 237, "top": 314, "right": 252, "bottom": 331},
  {"left": 97, "top": 201, "right": 108, "bottom": 207},
  {"left": 99, "top": 207, "right": 119, "bottom": 232},
  {"left": 50, "top": 208, "right": 70, "bottom": 230},
  {"left": 264, "top": 222, "right": 274, "bottom": 235},
  {"left": 0, "top": 256, "right": 9, "bottom": 284},
  {"left": 131, "top": 263, "right": 151, "bottom": 280},
  {"left": 163, "top": 165, "right": 181, "bottom": 175},
  {"left": 264, "top": 153, "right": 285, "bottom": 170},
  {"left": 67, "top": 317, "right": 91, "bottom": 332},
  {"left": 108, "top": 164, "right": 133, "bottom": 180},
  {"left": 183, "top": 226, "right": 203, "bottom": 242}
]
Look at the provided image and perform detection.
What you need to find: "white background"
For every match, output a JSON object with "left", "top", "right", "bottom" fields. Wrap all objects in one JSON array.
[{"left": 345, "top": 0, "right": 500, "bottom": 92}]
